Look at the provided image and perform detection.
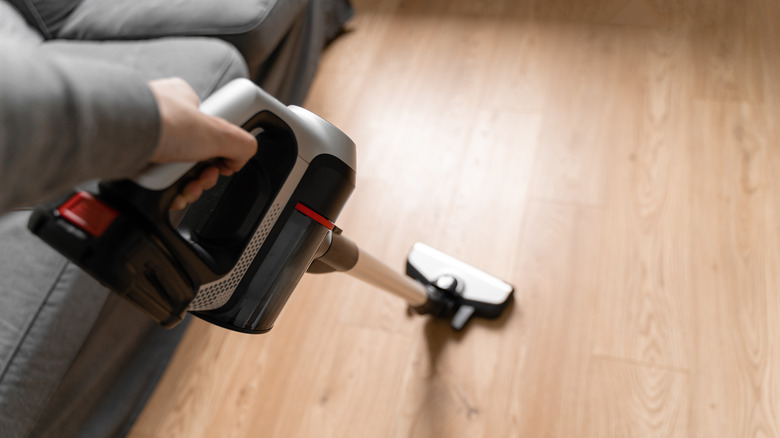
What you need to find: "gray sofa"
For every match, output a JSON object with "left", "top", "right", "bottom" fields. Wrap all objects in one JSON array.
[{"left": 0, "top": 1, "right": 352, "bottom": 436}]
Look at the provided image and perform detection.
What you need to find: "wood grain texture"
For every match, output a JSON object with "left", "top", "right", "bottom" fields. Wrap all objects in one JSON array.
[
  {"left": 581, "top": 357, "right": 688, "bottom": 437},
  {"left": 592, "top": 26, "right": 693, "bottom": 369},
  {"left": 130, "top": 0, "right": 780, "bottom": 436},
  {"left": 500, "top": 201, "right": 603, "bottom": 438},
  {"left": 687, "top": 101, "right": 780, "bottom": 438}
]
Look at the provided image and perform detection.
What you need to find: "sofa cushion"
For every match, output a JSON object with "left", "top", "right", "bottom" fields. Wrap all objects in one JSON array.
[
  {"left": 40, "top": 37, "right": 249, "bottom": 99},
  {"left": 55, "top": 0, "right": 353, "bottom": 105},
  {"left": 59, "top": 0, "right": 306, "bottom": 78},
  {"left": 59, "top": 0, "right": 303, "bottom": 42}
]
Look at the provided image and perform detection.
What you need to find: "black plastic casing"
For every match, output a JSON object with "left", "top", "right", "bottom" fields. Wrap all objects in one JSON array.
[
  {"left": 28, "top": 193, "right": 195, "bottom": 327},
  {"left": 28, "top": 108, "right": 355, "bottom": 334},
  {"left": 192, "top": 154, "right": 355, "bottom": 333}
]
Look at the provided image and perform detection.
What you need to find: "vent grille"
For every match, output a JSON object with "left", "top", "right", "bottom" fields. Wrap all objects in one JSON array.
[{"left": 188, "top": 203, "right": 283, "bottom": 311}]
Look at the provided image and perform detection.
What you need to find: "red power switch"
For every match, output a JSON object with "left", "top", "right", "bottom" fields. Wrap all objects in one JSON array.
[
  {"left": 295, "top": 203, "right": 335, "bottom": 230},
  {"left": 58, "top": 192, "right": 119, "bottom": 237}
]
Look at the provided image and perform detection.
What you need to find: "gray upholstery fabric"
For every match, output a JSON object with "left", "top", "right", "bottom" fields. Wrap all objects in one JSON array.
[
  {"left": 60, "top": 0, "right": 290, "bottom": 38},
  {"left": 248, "top": 0, "right": 353, "bottom": 104},
  {"left": 40, "top": 37, "right": 250, "bottom": 100},
  {"left": 57, "top": 0, "right": 307, "bottom": 100},
  {"left": 55, "top": 0, "right": 354, "bottom": 104},
  {"left": 0, "top": 212, "right": 109, "bottom": 437},
  {"left": 27, "top": 293, "right": 191, "bottom": 438}
]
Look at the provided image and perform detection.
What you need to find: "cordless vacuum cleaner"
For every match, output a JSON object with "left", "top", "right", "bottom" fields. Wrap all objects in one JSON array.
[{"left": 27, "top": 79, "right": 513, "bottom": 333}]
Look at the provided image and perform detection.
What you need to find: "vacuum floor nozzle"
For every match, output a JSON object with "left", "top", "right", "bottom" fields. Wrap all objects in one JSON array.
[{"left": 406, "top": 243, "right": 514, "bottom": 330}]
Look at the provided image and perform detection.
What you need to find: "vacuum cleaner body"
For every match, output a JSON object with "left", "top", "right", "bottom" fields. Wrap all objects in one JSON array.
[
  {"left": 29, "top": 79, "right": 513, "bottom": 335},
  {"left": 28, "top": 79, "right": 356, "bottom": 333}
]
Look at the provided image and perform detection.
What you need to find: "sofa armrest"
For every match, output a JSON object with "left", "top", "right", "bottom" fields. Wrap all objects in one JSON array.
[
  {"left": 53, "top": 0, "right": 354, "bottom": 105},
  {"left": 58, "top": 0, "right": 307, "bottom": 63}
]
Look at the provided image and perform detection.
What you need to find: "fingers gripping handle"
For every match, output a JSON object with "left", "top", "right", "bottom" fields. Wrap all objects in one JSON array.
[
  {"left": 107, "top": 78, "right": 290, "bottom": 229},
  {"left": 134, "top": 78, "right": 286, "bottom": 191}
]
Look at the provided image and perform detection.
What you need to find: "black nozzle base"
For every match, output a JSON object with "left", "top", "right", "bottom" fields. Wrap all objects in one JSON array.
[{"left": 410, "top": 275, "right": 501, "bottom": 331}]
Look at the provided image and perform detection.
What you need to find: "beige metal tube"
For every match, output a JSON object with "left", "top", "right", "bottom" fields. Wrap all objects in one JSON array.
[{"left": 346, "top": 250, "right": 429, "bottom": 306}]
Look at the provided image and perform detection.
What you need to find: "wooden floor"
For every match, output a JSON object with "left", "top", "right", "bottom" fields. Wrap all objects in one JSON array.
[{"left": 130, "top": 0, "right": 780, "bottom": 436}]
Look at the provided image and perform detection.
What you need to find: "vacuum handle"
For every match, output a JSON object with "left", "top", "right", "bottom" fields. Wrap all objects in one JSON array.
[
  {"left": 131, "top": 78, "right": 286, "bottom": 192},
  {"left": 98, "top": 79, "right": 299, "bottom": 283},
  {"left": 133, "top": 162, "right": 198, "bottom": 191}
]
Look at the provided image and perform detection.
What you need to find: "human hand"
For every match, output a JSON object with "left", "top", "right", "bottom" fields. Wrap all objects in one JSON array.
[{"left": 148, "top": 78, "right": 257, "bottom": 210}]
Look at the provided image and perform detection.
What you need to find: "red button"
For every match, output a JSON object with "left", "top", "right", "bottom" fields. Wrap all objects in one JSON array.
[
  {"left": 295, "top": 203, "right": 335, "bottom": 230},
  {"left": 58, "top": 192, "right": 119, "bottom": 237}
]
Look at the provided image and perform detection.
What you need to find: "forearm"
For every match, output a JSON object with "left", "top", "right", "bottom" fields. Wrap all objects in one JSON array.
[{"left": 0, "top": 42, "right": 160, "bottom": 213}]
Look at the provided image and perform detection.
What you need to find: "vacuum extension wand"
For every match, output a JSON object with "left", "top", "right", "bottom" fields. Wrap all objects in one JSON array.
[{"left": 309, "top": 231, "right": 514, "bottom": 330}]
